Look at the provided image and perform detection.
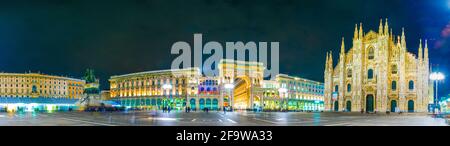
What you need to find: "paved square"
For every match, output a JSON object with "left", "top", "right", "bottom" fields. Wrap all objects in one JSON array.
[{"left": 0, "top": 111, "right": 447, "bottom": 126}]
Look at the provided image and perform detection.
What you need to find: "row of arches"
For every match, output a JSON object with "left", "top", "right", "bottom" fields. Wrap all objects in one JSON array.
[
  {"left": 118, "top": 97, "right": 185, "bottom": 110},
  {"left": 199, "top": 87, "right": 218, "bottom": 92},
  {"left": 334, "top": 97, "right": 415, "bottom": 112},
  {"left": 189, "top": 98, "right": 219, "bottom": 110},
  {"left": 116, "top": 97, "right": 222, "bottom": 110}
]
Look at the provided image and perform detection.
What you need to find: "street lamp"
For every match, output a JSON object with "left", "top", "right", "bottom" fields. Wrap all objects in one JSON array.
[
  {"left": 278, "top": 88, "right": 288, "bottom": 111},
  {"left": 430, "top": 72, "right": 445, "bottom": 114}
]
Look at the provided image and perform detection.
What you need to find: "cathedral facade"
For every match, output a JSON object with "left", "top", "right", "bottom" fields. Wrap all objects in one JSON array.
[{"left": 324, "top": 19, "right": 431, "bottom": 113}]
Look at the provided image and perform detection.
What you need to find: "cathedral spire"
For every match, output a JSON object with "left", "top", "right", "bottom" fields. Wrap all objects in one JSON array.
[
  {"left": 402, "top": 28, "right": 405, "bottom": 38},
  {"left": 354, "top": 24, "right": 358, "bottom": 40},
  {"left": 384, "top": 18, "right": 389, "bottom": 35},
  {"left": 359, "top": 23, "right": 363, "bottom": 39},
  {"left": 329, "top": 51, "right": 333, "bottom": 69},
  {"left": 379, "top": 19, "right": 383, "bottom": 35},
  {"left": 424, "top": 39, "right": 429, "bottom": 61},
  {"left": 325, "top": 51, "right": 329, "bottom": 71},
  {"left": 401, "top": 28, "right": 406, "bottom": 48},
  {"left": 418, "top": 39, "right": 423, "bottom": 60},
  {"left": 390, "top": 29, "right": 393, "bottom": 41}
]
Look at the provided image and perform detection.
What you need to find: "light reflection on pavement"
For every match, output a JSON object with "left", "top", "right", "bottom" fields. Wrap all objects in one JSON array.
[{"left": 0, "top": 111, "right": 447, "bottom": 126}]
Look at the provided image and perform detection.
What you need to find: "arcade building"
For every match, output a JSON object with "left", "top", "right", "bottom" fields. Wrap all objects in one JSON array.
[{"left": 109, "top": 59, "right": 324, "bottom": 111}]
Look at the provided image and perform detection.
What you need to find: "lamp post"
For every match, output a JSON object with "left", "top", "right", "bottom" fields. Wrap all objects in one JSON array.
[
  {"left": 430, "top": 72, "right": 445, "bottom": 114},
  {"left": 162, "top": 84, "right": 173, "bottom": 109}
]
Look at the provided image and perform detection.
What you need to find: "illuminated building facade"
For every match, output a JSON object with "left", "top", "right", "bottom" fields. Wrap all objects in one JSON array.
[
  {"left": 195, "top": 77, "right": 221, "bottom": 110},
  {"left": 0, "top": 73, "right": 85, "bottom": 112},
  {"left": 109, "top": 59, "right": 324, "bottom": 111},
  {"left": 218, "top": 59, "right": 265, "bottom": 110},
  {"left": 275, "top": 74, "right": 324, "bottom": 111},
  {"left": 324, "top": 19, "right": 431, "bottom": 113},
  {"left": 109, "top": 68, "right": 201, "bottom": 110}
]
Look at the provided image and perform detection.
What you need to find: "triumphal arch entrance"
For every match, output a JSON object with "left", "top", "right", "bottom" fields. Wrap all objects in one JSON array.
[{"left": 218, "top": 59, "right": 265, "bottom": 110}]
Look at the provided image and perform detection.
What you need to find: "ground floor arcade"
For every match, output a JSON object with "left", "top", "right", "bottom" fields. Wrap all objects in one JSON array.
[
  {"left": 113, "top": 96, "right": 222, "bottom": 111},
  {"left": 113, "top": 96, "right": 324, "bottom": 112},
  {"left": 332, "top": 94, "right": 420, "bottom": 112}
]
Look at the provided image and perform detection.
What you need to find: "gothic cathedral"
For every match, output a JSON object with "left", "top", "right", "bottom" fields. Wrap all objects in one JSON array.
[{"left": 324, "top": 19, "right": 431, "bottom": 113}]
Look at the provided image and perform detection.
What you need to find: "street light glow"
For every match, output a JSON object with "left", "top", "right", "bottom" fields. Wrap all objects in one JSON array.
[
  {"left": 448, "top": 0, "right": 450, "bottom": 9},
  {"left": 162, "top": 84, "right": 173, "bottom": 89},
  {"left": 430, "top": 72, "right": 445, "bottom": 114},
  {"left": 224, "top": 83, "right": 234, "bottom": 89},
  {"left": 278, "top": 88, "right": 287, "bottom": 93}
]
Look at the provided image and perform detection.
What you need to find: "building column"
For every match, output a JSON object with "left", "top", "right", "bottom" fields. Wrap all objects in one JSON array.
[{"left": 196, "top": 97, "right": 200, "bottom": 110}]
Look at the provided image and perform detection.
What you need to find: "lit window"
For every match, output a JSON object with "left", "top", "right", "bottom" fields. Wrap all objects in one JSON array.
[{"left": 368, "top": 47, "right": 374, "bottom": 59}]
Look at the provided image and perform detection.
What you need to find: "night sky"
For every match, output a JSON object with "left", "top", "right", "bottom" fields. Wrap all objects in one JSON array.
[{"left": 0, "top": 0, "right": 449, "bottom": 98}]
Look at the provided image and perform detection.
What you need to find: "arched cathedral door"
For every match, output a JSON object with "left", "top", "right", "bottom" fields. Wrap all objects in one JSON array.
[{"left": 366, "top": 95, "right": 374, "bottom": 112}]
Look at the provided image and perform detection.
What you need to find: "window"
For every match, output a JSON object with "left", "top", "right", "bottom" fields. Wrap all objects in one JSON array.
[
  {"left": 368, "top": 47, "right": 374, "bottom": 59},
  {"left": 409, "top": 80, "right": 414, "bottom": 90},
  {"left": 347, "top": 84, "right": 351, "bottom": 92},
  {"left": 335, "top": 85, "right": 338, "bottom": 92},
  {"left": 392, "top": 81, "right": 397, "bottom": 91},
  {"left": 347, "top": 69, "right": 352, "bottom": 78},
  {"left": 368, "top": 69, "right": 374, "bottom": 79},
  {"left": 32, "top": 85, "right": 37, "bottom": 93}
]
